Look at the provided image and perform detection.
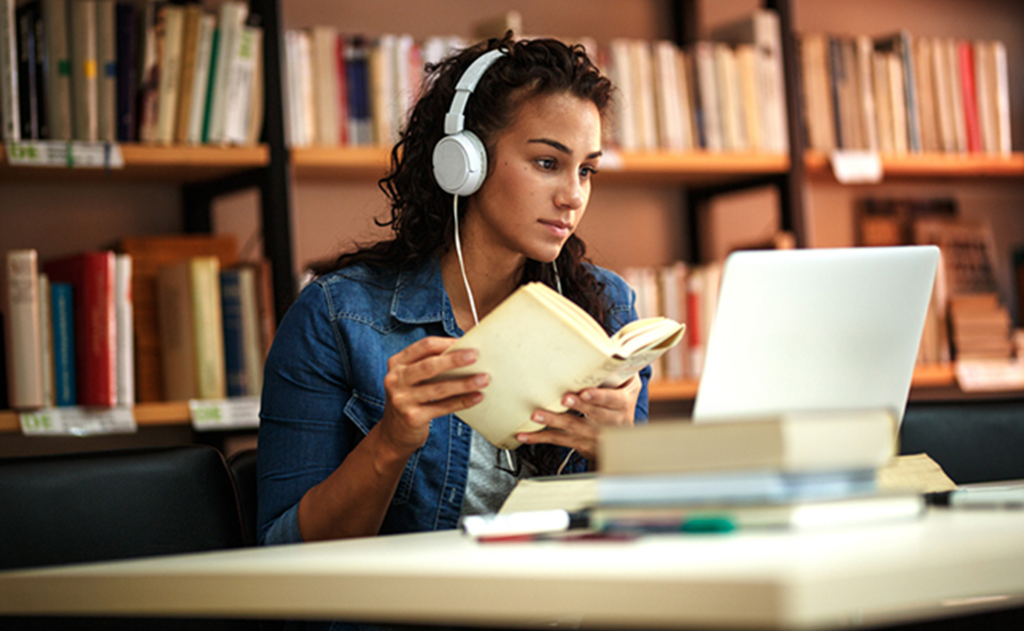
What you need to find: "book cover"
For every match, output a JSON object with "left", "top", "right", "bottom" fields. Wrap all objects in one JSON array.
[
  {"left": 4, "top": 249, "right": 44, "bottom": 409},
  {"left": 436, "top": 282, "right": 685, "bottom": 449},
  {"left": 50, "top": 281, "right": 75, "bottom": 406},
  {"left": 41, "top": 0, "right": 70, "bottom": 140},
  {"left": 114, "top": 1, "right": 137, "bottom": 141},
  {"left": 599, "top": 410, "right": 897, "bottom": 476},
  {"left": 0, "top": 0, "right": 20, "bottom": 141},
  {"left": 69, "top": 0, "right": 97, "bottom": 141},
  {"left": 94, "top": 0, "right": 114, "bottom": 142},
  {"left": 43, "top": 251, "right": 117, "bottom": 407}
]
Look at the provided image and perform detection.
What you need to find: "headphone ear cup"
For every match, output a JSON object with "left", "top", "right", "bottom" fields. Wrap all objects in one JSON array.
[{"left": 432, "top": 131, "right": 488, "bottom": 196}]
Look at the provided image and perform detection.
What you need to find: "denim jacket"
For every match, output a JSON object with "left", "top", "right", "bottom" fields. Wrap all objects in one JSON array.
[{"left": 257, "top": 256, "right": 649, "bottom": 547}]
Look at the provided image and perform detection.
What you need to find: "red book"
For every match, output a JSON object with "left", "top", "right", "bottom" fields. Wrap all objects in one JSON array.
[
  {"left": 43, "top": 252, "right": 118, "bottom": 407},
  {"left": 958, "top": 41, "right": 982, "bottom": 154}
]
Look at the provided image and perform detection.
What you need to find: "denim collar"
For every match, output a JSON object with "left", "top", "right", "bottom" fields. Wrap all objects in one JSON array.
[{"left": 391, "top": 255, "right": 463, "bottom": 337}]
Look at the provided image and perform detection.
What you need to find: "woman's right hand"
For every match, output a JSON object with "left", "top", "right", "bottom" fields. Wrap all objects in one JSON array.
[{"left": 378, "top": 336, "right": 488, "bottom": 457}]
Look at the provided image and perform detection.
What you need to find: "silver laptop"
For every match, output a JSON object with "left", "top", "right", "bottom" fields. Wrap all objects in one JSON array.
[{"left": 693, "top": 246, "right": 940, "bottom": 426}]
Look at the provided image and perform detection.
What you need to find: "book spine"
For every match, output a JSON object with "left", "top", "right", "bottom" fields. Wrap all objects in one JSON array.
[
  {"left": 185, "top": 13, "right": 214, "bottom": 144},
  {"left": 154, "top": 4, "right": 183, "bottom": 144},
  {"left": 900, "top": 33, "right": 922, "bottom": 153},
  {"left": 0, "top": 0, "right": 20, "bottom": 141},
  {"left": 69, "top": 0, "right": 97, "bottom": 141},
  {"left": 37, "top": 272, "right": 53, "bottom": 407},
  {"left": 94, "top": 0, "right": 114, "bottom": 142},
  {"left": 206, "top": 1, "right": 247, "bottom": 144},
  {"left": 200, "top": 24, "right": 219, "bottom": 143},
  {"left": 50, "top": 281, "right": 75, "bottom": 406},
  {"left": 174, "top": 4, "right": 201, "bottom": 145},
  {"left": 190, "top": 257, "right": 226, "bottom": 399},
  {"left": 238, "top": 266, "right": 264, "bottom": 396},
  {"left": 220, "top": 268, "right": 248, "bottom": 397},
  {"left": 223, "top": 23, "right": 257, "bottom": 145},
  {"left": 115, "top": 253, "right": 133, "bottom": 407},
  {"left": 5, "top": 249, "right": 43, "bottom": 409},
  {"left": 346, "top": 35, "right": 370, "bottom": 146},
  {"left": 114, "top": 1, "right": 137, "bottom": 141},
  {"left": 16, "top": 3, "right": 39, "bottom": 139},
  {"left": 958, "top": 40, "right": 982, "bottom": 153},
  {"left": 30, "top": 2, "right": 49, "bottom": 139},
  {"left": 41, "top": 0, "right": 70, "bottom": 140}
]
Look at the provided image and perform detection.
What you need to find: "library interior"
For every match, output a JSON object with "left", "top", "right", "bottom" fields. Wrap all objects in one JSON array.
[{"left": 2, "top": 0, "right": 1024, "bottom": 629}]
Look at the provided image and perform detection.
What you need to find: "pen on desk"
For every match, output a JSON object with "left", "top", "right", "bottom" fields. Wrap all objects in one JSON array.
[{"left": 926, "top": 485, "right": 1024, "bottom": 509}]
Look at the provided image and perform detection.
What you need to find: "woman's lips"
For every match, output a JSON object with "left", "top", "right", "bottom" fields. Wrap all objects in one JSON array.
[{"left": 540, "top": 219, "right": 572, "bottom": 239}]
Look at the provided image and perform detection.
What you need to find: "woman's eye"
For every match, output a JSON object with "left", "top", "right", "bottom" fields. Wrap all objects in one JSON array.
[
  {"left": 537, "top": 158, "right": 556, "bottom": 170},
  {"left": 580, "top": 166, "right": 598, "bottom": 179}
]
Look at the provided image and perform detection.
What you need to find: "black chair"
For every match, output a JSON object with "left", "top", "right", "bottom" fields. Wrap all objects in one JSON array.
[
  {"left": 0, "top": 445, "right": 256, "bottom": 630},
  {"left": 901, "top": 401, "right": 1024, "bottom": 484},
  {"left": 227, "top": 447, "right": 259, "bottom": 546}
]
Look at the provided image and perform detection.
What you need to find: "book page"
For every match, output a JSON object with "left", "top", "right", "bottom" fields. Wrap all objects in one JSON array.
[
  {"left": 498, "top": 475, "right": 598, "bottom": 514},
  {"left": 877, "top": 453, "right": 957, "bottom": 493}
]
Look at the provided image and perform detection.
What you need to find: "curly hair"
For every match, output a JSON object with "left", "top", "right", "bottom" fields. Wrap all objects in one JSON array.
[{"left": 315, "top": 34, "right": 615, "bottom": 327}]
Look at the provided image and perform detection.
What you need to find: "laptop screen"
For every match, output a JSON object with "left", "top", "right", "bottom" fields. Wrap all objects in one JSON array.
[{"left": 693, "top": 246, "right": 939, "bottom": 426}]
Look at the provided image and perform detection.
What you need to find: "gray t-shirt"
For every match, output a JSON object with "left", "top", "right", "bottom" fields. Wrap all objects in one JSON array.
[{"left": 460, "top": 429, "right": 537, "bottom": 517}]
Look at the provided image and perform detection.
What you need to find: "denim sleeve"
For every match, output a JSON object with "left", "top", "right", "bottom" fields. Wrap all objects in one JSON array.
[{"left": 257, "top": 282, "right": 353, "bottom": 546}]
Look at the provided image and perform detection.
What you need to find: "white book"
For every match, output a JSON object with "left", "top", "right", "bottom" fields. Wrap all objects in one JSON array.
[
  {"left": 223, "top": 24, "right": 259, "bottom": 145},
  {"left": 715, "top": 44, "right": 746, "bottom": 152},
  {"left": 674, "top": 47, "right": 696, "bottom": 151},
  {"left": 393, "top": 33, "right": 416, "bottom": 141},
  {"left": 206, "top": 1, "right": 247, "bottom": 144},
  {"left": 0, "top": 0, "right": 19, "bottom": 141},
  {"left": 930, "top": 36, "right": 956, "bottom": 153},
  {"left": 283, "top": 30, "right": 304, "bottom": 147},
  {"left": 888, "top": 53, "right": 908, "bottom": 154},
  {"left": 993, "top": 40, "right": 1011, "bottom": 155},
  {"left": 4, "top": 249, "right": 43, "bottom": 409},
  {"left": 185, "top": 14, "right": 216, "bottom": 145},
  {"left": 973, "top": 41, "right": 996, "bottom": 155},
  {"left": 37, "top": 273, "right": 53, "bottom": 408},
  {"left": 631, "top": 39, "right": 657, "bottom": 151},
  {"left": 311, "top": 25, "right": 340, "bottom": 146},
  {"left": 608, "top": 39, "right": 635, "bottom": 150},
  {"left": 873, "top": 51, "right": 894, "bottom": 154},
  {"left": 735, "top": 45, "right": 761, "bottom": 152},
  {"left": 652, "top": 41, "right": 684, "bottom": 151},
  {"left": 945, "top": 39, "right": 967, "bottom": 153},
  {"left": 296, "top": 29, "right": 316, "bottom": 147},
  {"left": 115, "top": 254, "right": 133, "bottom": 407}
]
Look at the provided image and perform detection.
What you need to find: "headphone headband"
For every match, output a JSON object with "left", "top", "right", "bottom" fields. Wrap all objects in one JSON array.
[{"left": 443, "top": 49, "right": 508, "bottom": 135}]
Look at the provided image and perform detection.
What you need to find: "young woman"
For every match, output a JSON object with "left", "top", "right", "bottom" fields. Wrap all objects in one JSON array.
[{"left": 257, "top": 36, "right": 650, "bottom": 546}]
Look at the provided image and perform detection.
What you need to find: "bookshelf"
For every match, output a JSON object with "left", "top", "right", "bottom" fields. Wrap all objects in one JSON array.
[{"left": 804, "top": 150, "right": 1024, "bottom": 180}]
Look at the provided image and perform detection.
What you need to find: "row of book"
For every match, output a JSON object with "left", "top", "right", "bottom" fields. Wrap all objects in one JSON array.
[
  {"left": 281, "top": 8, "right": 790, "bottom": 154},
  {"left": 801, "top": 32, "right": 1012, "bottom": 156},
  {"left": 0, "top": 0, "right": 263, "bottom": 146},
  {"left": 1, "top": 236, "right": 275, "bottom": 412}
]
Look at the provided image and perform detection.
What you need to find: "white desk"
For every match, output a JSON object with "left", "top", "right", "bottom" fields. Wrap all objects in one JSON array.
[{"left": 1, "top": 509, "right": 1023, "bottom": 629}]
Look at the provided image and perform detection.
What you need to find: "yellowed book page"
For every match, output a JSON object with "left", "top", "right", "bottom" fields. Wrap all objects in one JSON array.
[
  {"left": 877, "top": 453, "right": 957, "bottom": 494},
  {"left": 498, "top": 476, "right": 598, "bottom": 515}
]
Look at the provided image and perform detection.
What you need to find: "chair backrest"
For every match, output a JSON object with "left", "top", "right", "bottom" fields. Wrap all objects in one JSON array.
[
  {"left": 0, "top": 445, "right": 246, "bottom": 571},
  {"left": 227, "top": 448, "right": 259, "bottom": 546}
]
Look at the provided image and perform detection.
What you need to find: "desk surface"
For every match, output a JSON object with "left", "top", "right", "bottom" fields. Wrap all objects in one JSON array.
[{"left": 1, "top": 509, "right": 1023, "bottom": 630}]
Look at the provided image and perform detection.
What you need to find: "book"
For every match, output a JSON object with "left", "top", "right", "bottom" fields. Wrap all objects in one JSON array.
[
  {"left": 220, "top": 267, "right": 247, "bottom": 397},
  {"left": 114, "top": 253, "right": 133, "bottom": 406},
  {"left": 154, "top": 3, "right": 183, "bottom": 144},
  {"left": 29, "top": 0, "right": 49, "bottom": 139},
  {"left": 43, "top": 251, "right": 117, "bottom": 407},
  {"left": 157, "top": 256, "right": 227, "bottom": 401},
  {"left": 222, "top": 22, "right": 259, "bottom": 145},
  {"left": 94, "top": 0, "right": 114, "bottom": 142},
  {"left": 0, "top": 0, "right": 20, "bottom": 141},
  {"left": 41, "top": 0, "right": 70, "bottom": 140},
  {"left": 598, "top": 410, "right": 896, "bottom": 476},
  {"left": 37, "top": 272, "right": 52, "bottom": 408},
  {"left": 436, "top": 282, "right": 685, "bottom": 450},
  {"left": 205, "top": 1, "right": 247, "bottom": 144},
  {"left": 184, "top": 11, "right": 214, "bottom": 145},
  {"left": 236, "top": 264, "right": 264, "bottom": 396},
  {"left": 173, "top": 3, "right": 202, "bottom": 145},
  {"left": 50, "top": 281, "right": 75, "bottom": 406},
  {"left": 4, "top": 249, "right": 44, "bottom": 410},
  {"left": 589, "top": 492, "right": 925, "bottom": 532},
  {"left": 16, "top": 1, "right": 40, "bottom": 139},
  {"left": 114, "top": 0, "right": 137, "bottom": 141},
  {"left": 69, "top": 0, "right": 97, "bottom": 141}
]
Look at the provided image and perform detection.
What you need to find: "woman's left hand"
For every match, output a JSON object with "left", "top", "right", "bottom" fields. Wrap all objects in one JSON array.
[{"left": 515, "top": 374, "right": 642, "bottom": 462}]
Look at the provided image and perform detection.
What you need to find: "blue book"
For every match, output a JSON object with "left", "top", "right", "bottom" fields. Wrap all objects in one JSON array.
[
  {"left": 51, "top": 282, "right": 76, "bottom": 406},
  {"left": 220, "top": 269, "right": 248, "bottom": 397},
  {"left": 346, "top": 35, "right": 371, "bottom": 145}
]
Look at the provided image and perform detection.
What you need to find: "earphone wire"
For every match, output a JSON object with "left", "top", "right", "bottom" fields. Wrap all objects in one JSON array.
[{"left": 453, "top": 194, "right": 575, "bottom": 476}]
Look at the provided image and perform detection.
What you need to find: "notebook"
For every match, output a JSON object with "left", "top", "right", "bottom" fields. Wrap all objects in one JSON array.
[{"left": 693, "top": 246, "right": 940, "bottom": 426}]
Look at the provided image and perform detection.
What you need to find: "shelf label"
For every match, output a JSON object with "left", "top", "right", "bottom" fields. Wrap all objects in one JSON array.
[
  {"left": 19, "top": 406, "right": 138, "bottom": 436},
  {"left": 189, "top": 397, "right": 261, "bottom": 431},
  {"left": 829, "top": 150, "right": 882, "bottom": 184},
  {"left": 6, "top": 141, "right": 125, "bottom": 169}
]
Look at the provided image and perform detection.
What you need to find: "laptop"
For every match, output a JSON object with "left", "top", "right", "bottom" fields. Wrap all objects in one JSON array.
[{"left": 692, "top": 246, "right": 940, "bottom": 426}]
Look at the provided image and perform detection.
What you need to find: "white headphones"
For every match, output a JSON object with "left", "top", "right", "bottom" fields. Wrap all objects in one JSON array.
[{"left": 432, "top": 48, "right": 508, "bottom": 196}]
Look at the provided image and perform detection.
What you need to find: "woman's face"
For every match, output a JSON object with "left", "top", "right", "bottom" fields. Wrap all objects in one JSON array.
[{"left": 464, "top": 92, "right": 602, "bottom": 264}]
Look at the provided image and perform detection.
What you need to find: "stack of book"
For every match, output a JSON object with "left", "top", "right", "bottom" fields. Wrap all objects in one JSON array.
[
  {"left": 497, "top": 411, "right": 924, "bottom": 534},
  {"left": 800, "top": 30, "right": 1012, "bottom": 156},
  {"left": 1, "top": 0, "right": 262, "bottom": 145},
  {"left": 948, "top": 293, "right": 1013, "bottom": 360}
]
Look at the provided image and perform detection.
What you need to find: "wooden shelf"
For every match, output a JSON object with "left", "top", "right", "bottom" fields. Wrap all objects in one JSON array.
[
  {"left": 0, "top": 143, "right": 270, "bottom": 183},
  {"left": 805, "top": 150, "right": 1024, "bottom": 181},
  {"left": 291, "top": 146, "right": 789, "bottom": 185}
]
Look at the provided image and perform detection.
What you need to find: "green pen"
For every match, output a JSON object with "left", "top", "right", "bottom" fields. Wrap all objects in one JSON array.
[{"left": 679, "top": 516, "right": 737, "bottom": 533}]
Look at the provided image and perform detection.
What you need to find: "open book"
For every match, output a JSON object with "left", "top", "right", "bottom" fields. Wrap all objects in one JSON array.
[{"left": 439, "top": 282, "right": 685, "bottom": 449}]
